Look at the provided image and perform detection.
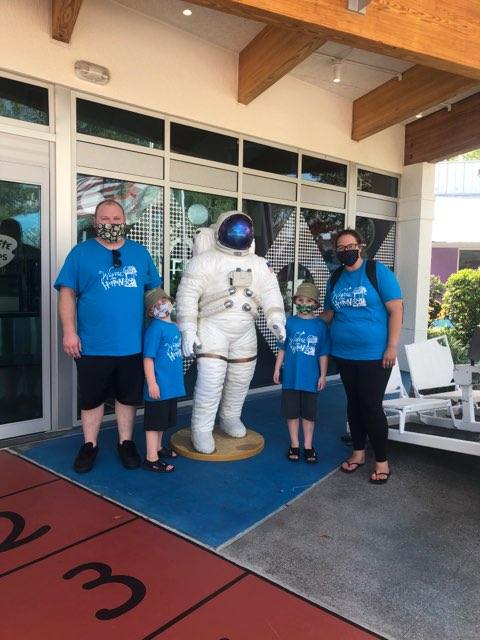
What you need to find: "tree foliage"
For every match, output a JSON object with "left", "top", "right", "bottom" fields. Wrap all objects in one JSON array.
[{"left": 441, "top": 269, "right": 480, "bottom": 345}]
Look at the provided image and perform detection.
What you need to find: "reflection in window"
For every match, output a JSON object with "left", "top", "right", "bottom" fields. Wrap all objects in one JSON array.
[
  {"left": 242, "top": 199, "right": 296, "bottom": 387},
  {"left": 0, "top": 181, "right": 42, "bottom": 424},
  {"left": 357, "top": 169, "right": 398, "bottom": 198},
  {"left": 171, "top": 123, "right": 238, "bottom": 165},
  {"left": 76, "top": 175, "right": 164, "bottom": 275},
  {"left": 169, "top": 189, "right": 236, "bottom": 296},
  {"left": 356, "top": 216, "right": 396, "bottom": 269},
  {"left": 302, "top": 156, "right": 347, "bottom": 187},
  {"left": 243, "top": 141, "right": 298, "bottom": 177},
  {"left": 76, "top": 99, "right": 164, "bottom": 149},
  {"left": 0, "top": 76, "right": 49, "bottom": 125},
  {"left": 459, "top": 250, "right": 480, "bottom": 271},
  {"left": 301, "top": 209, "right": 345, "bottom": 274}
]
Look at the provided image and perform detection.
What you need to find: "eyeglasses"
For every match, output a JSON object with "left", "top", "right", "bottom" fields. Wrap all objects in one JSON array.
[
  {"left": 112, "top": 249, "right": 122, "bottom": 268},
  {"left": 337, "top": 243, "right": 360, "bottom": 252}
]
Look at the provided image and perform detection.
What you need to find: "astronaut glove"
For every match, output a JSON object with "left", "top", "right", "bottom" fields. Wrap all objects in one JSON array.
[
  {"left": 181, "top": 329, "right": 202, "bottom": 358},
  {"left": 270, "top": 322, "right": 286, "bottom": 343}
]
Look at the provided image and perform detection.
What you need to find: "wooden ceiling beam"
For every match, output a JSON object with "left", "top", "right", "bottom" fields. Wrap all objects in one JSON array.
[
  {"left": 239, "top": 26, "right": 327, "bottom": 104},
  {"left": 353, "top": 65, "right": 478, "bottom": 141},
  {"left": 404, "top": 93, "right": 480, "bottom": 165},
  {"left": 187, "top": 1, "right": 480, "bottom": 80},
  {"left": 52, "top": 0, "right": 84, "bottom": 43}
]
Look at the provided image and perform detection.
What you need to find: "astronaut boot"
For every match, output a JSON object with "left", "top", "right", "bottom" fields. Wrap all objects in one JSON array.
[
  {"left": 218, "top": 416, "right": 247, "bottom": 438},
  {"left": 191, "top": 429, "right": 216, "bottom": 454}
]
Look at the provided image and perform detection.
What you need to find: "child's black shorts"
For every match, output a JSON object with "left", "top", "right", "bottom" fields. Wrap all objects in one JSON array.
[
  {"left": 144, "top": 399, "right": 178, "bottom": 431},
  {"left": 281, "top": 389, "right": 318, "bottom": 421}
]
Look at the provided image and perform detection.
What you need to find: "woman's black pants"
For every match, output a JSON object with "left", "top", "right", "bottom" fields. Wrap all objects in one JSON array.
[{"left": 335, "top": 357, "right": 392, "bottom": 462}]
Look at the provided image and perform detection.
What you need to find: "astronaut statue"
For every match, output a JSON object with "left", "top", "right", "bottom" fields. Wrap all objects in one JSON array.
[{"left": 176, "top": 211, "right": 286, "bottom": 454}]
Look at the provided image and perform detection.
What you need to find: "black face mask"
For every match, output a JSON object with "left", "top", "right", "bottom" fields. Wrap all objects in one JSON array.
[{"left": 336, "top": 249, "right": 359, "bottom": 267}]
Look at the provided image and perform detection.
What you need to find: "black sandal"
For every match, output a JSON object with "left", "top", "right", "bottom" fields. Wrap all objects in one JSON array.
[
  {"left": 287, "top": 446, "right": 300, "bottom": 462},
  {"left": 340, "top": 460, "right": 365, "bottom": 474},
  {"left": 304, "top": 448, "right": 318, "bottom": 464},
  {"left": 369, "top": 470, "right": 391, "bottom": 485},
  {"left": 142, "top": 459, "right": 175, "bottom": 473},
  {"left": 158, "top": 446, "right": 178, "bottom": 459}
]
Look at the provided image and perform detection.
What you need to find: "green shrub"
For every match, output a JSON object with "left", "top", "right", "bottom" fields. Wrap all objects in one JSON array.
[
  {"left": 426, "top": 327, "right": 470, "bottom": 364},
  {"left": 441, "top": 269, "right": 480, "bottom": 345},
  {"left": 428, "top": 275, "right": 446, "bottom": 324}
]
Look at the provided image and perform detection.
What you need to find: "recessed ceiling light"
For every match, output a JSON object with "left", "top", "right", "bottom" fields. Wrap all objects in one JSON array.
[
  {"left": 332, "top": 61, "right": 342, "bottom": 84},
  {"left": 182, "top": 8, "right": 192, "bottom": 16},
  {"left": 415, "top": 113, "right": 423, "bottom": 119}
]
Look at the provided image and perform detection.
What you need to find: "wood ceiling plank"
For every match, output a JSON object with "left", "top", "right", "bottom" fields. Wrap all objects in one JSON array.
[
  {"left": 404, "top": 92, "right": 480, "bottom": 165},
  {"left": 187, "top": 1, "right": 480, "bottom": 80},
  {"left": 353, "top": 65, "right": 478, "bottom": 140},
  {"left": 52, "top": 0, "right": 84, "bottom": 43},
  {"left": 239, "top": 26, "right": 327, "bottom": 104}
]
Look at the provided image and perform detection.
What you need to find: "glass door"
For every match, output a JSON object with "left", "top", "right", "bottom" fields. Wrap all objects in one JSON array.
[{"left": 0, "top": 164, "right": 50, "bottom": 438}]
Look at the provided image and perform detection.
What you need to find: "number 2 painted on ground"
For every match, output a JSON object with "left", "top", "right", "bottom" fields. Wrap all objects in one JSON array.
[
  {"left": 0, "top": 511, "right": 51, "bottom": 552},
  {"left": 63, "top": 562, "right": 146, "bottom": 620}
]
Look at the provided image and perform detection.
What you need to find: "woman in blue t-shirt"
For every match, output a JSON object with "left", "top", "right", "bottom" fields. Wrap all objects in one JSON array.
[{"left": 322, "top": 230, "right": 403, "bottom": 485}]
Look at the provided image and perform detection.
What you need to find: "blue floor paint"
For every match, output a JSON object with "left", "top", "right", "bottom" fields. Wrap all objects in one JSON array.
[{"left": 23, "top": 384, "right": 349, "bottom": 548}]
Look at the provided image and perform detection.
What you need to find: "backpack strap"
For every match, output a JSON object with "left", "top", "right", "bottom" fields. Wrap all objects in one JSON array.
[
  {"left": 329, "top": 265, "right": 344, "bottom": 290},
  {"left": 366, "top": 259, "right": 380, "bottom": 298}
]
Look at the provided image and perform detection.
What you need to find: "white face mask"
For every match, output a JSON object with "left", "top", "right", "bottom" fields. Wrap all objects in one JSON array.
[{"left": 152, "top": 302, "right": 172, "bottom": 319}]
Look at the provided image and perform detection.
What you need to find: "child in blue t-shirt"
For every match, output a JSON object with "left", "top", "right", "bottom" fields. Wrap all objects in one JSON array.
[
  {"left": 142, "top": 287, "right": 185, "bottom": 473},
  {"left": 273, "top": 282, "right": 330, "bottom": 464}
]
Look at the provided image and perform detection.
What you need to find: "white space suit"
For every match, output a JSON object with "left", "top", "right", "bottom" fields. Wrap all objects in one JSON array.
[{"left": 176, "top": 211, "right": 286, "bottom": 454}]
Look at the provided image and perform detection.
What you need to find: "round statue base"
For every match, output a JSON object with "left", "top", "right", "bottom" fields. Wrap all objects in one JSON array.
[{"left": 171, "top": 427, "right": 264, "bottom": 462}]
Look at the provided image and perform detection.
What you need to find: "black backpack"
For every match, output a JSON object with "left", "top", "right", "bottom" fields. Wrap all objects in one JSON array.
[{"left": 329, "top": 259, "right": 380, "bottom": 298}]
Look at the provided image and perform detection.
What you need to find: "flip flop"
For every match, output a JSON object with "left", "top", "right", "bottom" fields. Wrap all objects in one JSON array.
[
  {"left": 369, "top": 470, "right": 391, "bottom": 485},
  {"left": 340, "top": 460, "right": 365, "bottom": 474}
]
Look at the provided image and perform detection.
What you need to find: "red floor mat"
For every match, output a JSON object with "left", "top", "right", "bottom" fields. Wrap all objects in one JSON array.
[
  {"left": 0, "top": 518, "right": 244, "bottom": 640},
  {"left": 0, "top": 450, "right": 57, "bottom": 497},
  {"left": 0, "top": 479, "right": 134, "bottom": 575},
  {"left": 159, "top": 574, "right": 378, "bottom": 640}
]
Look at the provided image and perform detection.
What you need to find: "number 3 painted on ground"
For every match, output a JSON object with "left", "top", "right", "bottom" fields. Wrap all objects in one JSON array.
[
  {"left": 0, "top": 511, "right": 51, "bottom": 552},
  {"left": 63, "top": 562, "right": 146, "bottom": 620}
]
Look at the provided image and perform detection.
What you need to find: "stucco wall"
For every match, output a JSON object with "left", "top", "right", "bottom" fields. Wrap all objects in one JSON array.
[
  {"left": 431, "top": 247, "right": 458, "bottom": 282},
  {"left": 0, "top": 0, "right": 404, "bottom": 173}
]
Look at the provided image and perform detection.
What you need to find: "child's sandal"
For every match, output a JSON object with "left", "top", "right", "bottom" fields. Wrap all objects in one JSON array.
[
  {"left": 158, "top": 446, "right": 178, "bottom": 459},
  {"left": 287, "top": 446, "right": 300, "bottom": 462},
  {"left": 304, "top": 448, "right": 318, "bottom": 464}
]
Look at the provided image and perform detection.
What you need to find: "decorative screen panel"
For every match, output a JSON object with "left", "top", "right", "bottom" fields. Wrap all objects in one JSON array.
[{"left": 356, "top": 216, "right": 396, "bottom": 269}]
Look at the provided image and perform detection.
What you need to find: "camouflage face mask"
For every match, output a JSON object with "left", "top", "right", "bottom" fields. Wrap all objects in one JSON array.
[
  {"left": 96, "top": 223, "right": 126, "bottom": 243},
  {"left": 296, "top": 304, "right": 317, "bottom": 314}
]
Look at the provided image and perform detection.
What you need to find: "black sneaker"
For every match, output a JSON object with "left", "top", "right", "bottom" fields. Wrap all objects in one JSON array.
[
  {"left": 74, "top": 442, "right": 98, "bottom": 473},
  {"left": 118, "top": 440, "right": 141, "bottom": 469}
]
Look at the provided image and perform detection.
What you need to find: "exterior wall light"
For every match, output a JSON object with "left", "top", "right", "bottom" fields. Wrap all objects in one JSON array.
[
  {"left": 74, "top": 61, "right": 110, "bottom": 85},
  {"left": 182, "top": 9, "right": 193, "bottom": 16}
]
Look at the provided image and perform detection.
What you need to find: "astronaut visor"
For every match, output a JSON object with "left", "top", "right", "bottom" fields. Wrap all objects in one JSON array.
[{"left": 217, "top": 214, "right": 253, "bottom": 251}]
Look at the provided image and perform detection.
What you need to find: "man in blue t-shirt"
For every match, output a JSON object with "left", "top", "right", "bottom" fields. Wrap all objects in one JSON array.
[{"left": 54, "top": 199, "right": 161, "bottom": 473}]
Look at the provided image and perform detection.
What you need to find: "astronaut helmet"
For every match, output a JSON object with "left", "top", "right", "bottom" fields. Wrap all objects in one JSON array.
[{"left": 215, "top": 211, "right": 254, "bottom": 256}]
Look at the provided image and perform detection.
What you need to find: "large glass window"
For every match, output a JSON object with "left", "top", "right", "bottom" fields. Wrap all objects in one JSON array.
[
  {"left": 243, "top": 199, "right": 296, "bottom": 387},
  {"left": 301, "top": 209, "right": 345, "bottom": 275},
  {"left": 357, "top": 169, "right": 398, "bottom": 198},
  {"left": 0, "top": 181, "right": 42, "bottom": 424},
  {"left": 0, "top": 76, "right": 49, "bottom": 125},
  {"left": 243, "top": 141, "right": 297, "bottom": 177},
  {"left": 356, "top": 216, "right": 396, "bottom": 269},
  {"left": 302, "top": 156, "right": 347, "bottom": 187},
  {"left": 169, "top": 189, "right": 236, "bottom": 296},
  {"left": 459, "top": 249, "right": 480, "bottom": 270},
  {"left": 76, "top": 99, "right": 164, "bottom": 149},
  {"left": 76, "top": 175, "right": 164, "bottom": 275},
  {"left": 171, "top": 123, "right": 238, "bottom": 165}
]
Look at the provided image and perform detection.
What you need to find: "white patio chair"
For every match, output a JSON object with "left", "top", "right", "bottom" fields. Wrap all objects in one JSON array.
[
  {"left": 383, "top": 360, "right": 455, "bottom": 433},
  {"left": 405, "top": 335, "right": 480, "bottom": 404}
]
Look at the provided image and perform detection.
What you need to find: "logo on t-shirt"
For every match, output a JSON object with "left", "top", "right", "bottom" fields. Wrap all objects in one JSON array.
[
  {"left": 332, "top": 286, "right": 367, "bottom": 309},
  {"left": 289, "top": 331, "right": 318, "bottom": 357},
  {"left": 166, "top": 336, "right": 182, "bottom": 362},
  {"left": 99, "top": 265, "right": 138, "bottom": 290}
]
